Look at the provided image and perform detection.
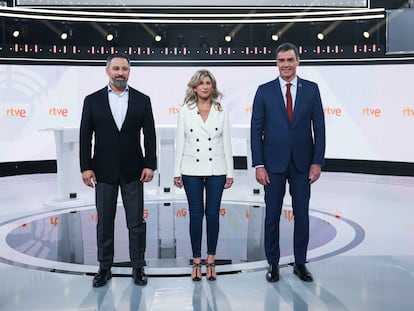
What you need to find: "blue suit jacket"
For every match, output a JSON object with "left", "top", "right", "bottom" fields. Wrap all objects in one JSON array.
[{"left": 250, "top": 77, "right": 325, "bottom": 173}]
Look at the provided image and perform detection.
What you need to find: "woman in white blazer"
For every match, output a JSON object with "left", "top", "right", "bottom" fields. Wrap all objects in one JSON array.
[{"left": 174, "top": 69, "right": 234, "bottom": 281}]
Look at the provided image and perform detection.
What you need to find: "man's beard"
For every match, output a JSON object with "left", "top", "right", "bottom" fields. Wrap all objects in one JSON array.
[{"left": 111, "top": 77, "right": 128, "bottom": 88}]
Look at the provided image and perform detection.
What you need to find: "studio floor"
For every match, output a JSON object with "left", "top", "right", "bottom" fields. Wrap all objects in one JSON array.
[{"left": 1, "top": 171, "right": 413, "bottom": 311}]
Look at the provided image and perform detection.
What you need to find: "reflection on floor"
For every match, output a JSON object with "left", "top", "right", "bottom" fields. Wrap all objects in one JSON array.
[
  {"left": 5, "top": 203, "right": 340, "bottom": 269},
  {"left": 1, "top": 172, "right": 414, "bottom": 310}
]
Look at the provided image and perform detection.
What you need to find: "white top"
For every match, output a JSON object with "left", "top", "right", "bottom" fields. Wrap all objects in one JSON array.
[{"left": 174, "top": 103, "right": 234, "bottom": 178}]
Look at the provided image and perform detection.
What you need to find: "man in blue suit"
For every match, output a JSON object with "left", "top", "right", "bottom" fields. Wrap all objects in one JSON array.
[
  {"left": 250, "top": 43, "right": 325, "bottom": 282},
  {"left": 80, "top": 54, "right": 156, "bottom": 287}
]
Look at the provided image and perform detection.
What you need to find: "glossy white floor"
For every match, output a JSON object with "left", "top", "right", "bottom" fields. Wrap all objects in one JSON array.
[{"left": 1, "top": 171, "right": 414, "bottom": 311}]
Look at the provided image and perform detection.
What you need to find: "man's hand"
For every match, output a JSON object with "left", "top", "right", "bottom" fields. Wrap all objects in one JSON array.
[
  {"left": 256, "top": 167, "right": 270, "bottom": 186},
  {"left": 82, "top": 170, "right": 96, "bottom": 187},
  {"left": 309, "top": 164, "right": 322, "bottom": 184},
  {"left": 140, "top": 168, "right": 154, "bottom": 183}
]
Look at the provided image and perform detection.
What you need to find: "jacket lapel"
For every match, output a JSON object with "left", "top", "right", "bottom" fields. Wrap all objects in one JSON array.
[
  {"left": 193, "top": 104, "right": 210, "bottom": 134},
  {"left": 204, "top": 106, "right": 220, "bottom": 134},
  {"left": 98, "top": 88, "right": 119, "bottom": 132},
  {"left": 292, "top": 77, "right": 303, "bottom": 125},
  {"left": 120, "top": 93, "right": 132, "bottom": 132}
]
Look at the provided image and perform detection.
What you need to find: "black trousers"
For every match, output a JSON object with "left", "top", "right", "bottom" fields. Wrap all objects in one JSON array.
[{"left": 95, "top": 179, "right": 146, "bottom": 269}]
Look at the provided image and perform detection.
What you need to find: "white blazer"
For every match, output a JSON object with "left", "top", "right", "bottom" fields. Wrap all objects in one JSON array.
[{"left": 174, "top": 103, "right": 234, "bottom": 178}]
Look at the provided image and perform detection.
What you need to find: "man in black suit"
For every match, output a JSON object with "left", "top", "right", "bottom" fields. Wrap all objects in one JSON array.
[{"left": 80, "top": 53, "right": 157, "bottom": 287}]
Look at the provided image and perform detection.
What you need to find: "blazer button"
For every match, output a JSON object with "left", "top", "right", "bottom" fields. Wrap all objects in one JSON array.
[
  {"left": 196, "top": 159, "right": 200, "bottom": 162},
  {"left": 190, "top": 129, "right": 193, "bottom": 132},
  {"left": 215, "top": 127, "right": 218, "bottom": 131},
  {"left": 197, "top": 149, "right": 200, "bottom": 152},
  {"left": 208, "top": 138, "right": 211, "bottom": 141},
  {"left": 209, "top": 148, "right": 212, "bottom": 151},
  {"left": 196, "top": 138, "right": 199, "bottom": 142},
  {"left": 209, "top": 158, "right": 212, "bottom": 161}
]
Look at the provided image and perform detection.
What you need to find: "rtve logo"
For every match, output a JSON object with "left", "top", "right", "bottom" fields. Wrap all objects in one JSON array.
[
  {"left": 403, "top": 108, "right": 414, "bottom": 116},
  {"left": 362, "top": 107, "right": 381, "bottom": 117},
  {"left": 323, "top": 107, "right": 342, "bottom": 116},
  {"left": 49, "top": 107, "right": 69, "bottom": 117},
  {"left": 5, "top": 108, "right": 27, "bottom": 118},
  {"left": 169, "top": 107, "right": 180, "bottom": 114}
]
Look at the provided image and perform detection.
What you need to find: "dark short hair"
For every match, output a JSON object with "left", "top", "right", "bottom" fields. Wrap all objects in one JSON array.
[
  {"left": 106, "top": 53, "right": 131, "bottom": 67},
  {"left": 275, "top": 43, "right": 300, "bottom": 60}
]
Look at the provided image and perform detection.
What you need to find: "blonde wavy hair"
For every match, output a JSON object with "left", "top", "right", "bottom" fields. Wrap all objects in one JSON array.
[{"left": 183, "top": 69, "right": 223, "bottom": 111}]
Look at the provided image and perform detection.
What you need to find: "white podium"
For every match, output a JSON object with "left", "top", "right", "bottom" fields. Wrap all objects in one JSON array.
[
  {"left": 156, "top": 125, "right": 177, "bottom": 193},
  {"left": 45, "top": 125, "right": 179, "bottom": 204},
  {"left": 45, "top": 127, "right": 82, "bottom": 203},
  {"left": 43, "top": 125, "right": 257, "bottom": 203}
]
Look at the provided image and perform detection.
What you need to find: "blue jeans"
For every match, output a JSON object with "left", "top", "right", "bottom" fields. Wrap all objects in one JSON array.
[{"left": 182, "top": 175, "right": 226, "bottom": 258}]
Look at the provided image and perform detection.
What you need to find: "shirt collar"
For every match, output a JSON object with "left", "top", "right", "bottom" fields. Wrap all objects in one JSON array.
[
  {"left": 107, "top": 84, "right": 129, "bottom": 95},
  {"left": 279, "top": 77, "right": 298, "bottom": 88}
]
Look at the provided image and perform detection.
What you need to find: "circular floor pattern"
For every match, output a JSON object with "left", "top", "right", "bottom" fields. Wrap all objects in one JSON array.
[{"left": 0, "top": 200, "right": 364, "bottom": 276}]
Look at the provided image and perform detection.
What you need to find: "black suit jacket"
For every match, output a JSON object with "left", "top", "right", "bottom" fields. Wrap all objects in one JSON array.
[{"left": 79, "top": 86, "right": 157, "bottom": 184}]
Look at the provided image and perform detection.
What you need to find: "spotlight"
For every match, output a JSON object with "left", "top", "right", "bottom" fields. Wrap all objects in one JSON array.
[
  {"left": 59, "top": 26, "right": 73, "bottom": 41},
  {"left": 266, "top": 24, "right": 283, "bottom": 44},
  {"left": 106, "top": 29, "right": 118, "bottom": 42},
  {"left": 60, "top": 30, "right": 72, "bottom": 41},
  {"left": 10, "top": 23, "right": 27, "bottom": 41},
  {"left": 10, "top": 23, "right": 25, "bottom": 39},
  {"left": 219, "top": 24, "right": 235, "bottom": 46},
  {"left": 104, "top": 25, "right": 118, "bottom": 43},
  {"left": 363, "top": 31, "right": 370, "bottom": 39},
  {"left": 153, "top": 25, "right": 167, "bottom": 44},
  {"left": 224, "top": 35, "right": 232, "bottom": 42},
  {"left": 317, "top": 32, "right": 325, "bottom": 40},
  {"left": 106, "top": 33, "right": 114, "bottom": 41},
  {"left": 12, "top": 29, "right": 20, "bottom": 38},
  {"left": 154, "top": 34, "right": 162, "bottom": 42}
]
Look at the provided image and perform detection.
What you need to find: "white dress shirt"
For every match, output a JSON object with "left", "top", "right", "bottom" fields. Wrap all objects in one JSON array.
[
  {"left": 279, "top": 76, "right": 298, "bottom": 110},
  {"left": 108, "top": 85, "right": 129, "bottom": 130}
]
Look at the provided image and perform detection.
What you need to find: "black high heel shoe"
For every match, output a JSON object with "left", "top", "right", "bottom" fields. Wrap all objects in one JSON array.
[
  {"left": 191, "top": 263, "right": 202, "bottom": 281},
  {"left": 206, "top": 262, "right": 217, "bottom": 281}
]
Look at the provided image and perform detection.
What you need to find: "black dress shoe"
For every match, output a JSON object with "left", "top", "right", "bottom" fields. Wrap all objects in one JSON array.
[
  {"left": 133, "top": 267, "right": 148, "bottom": 286},
  {"left": 293, "top": 264, "right": 313, "bottom": 282},
  {"left": 93, "top": 269, "right": 112, "bottom": 287},
  {"left": 266, "top": 264, "right": 279, "bottom": 282}
]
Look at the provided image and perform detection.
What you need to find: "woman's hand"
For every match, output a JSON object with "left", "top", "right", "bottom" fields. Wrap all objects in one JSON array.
[
  {"left": 174, "top": 176, "right": 183, "bottom": 188},
  {"left": 224, "top": 177, "right": 233, "bottom": 189}
]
